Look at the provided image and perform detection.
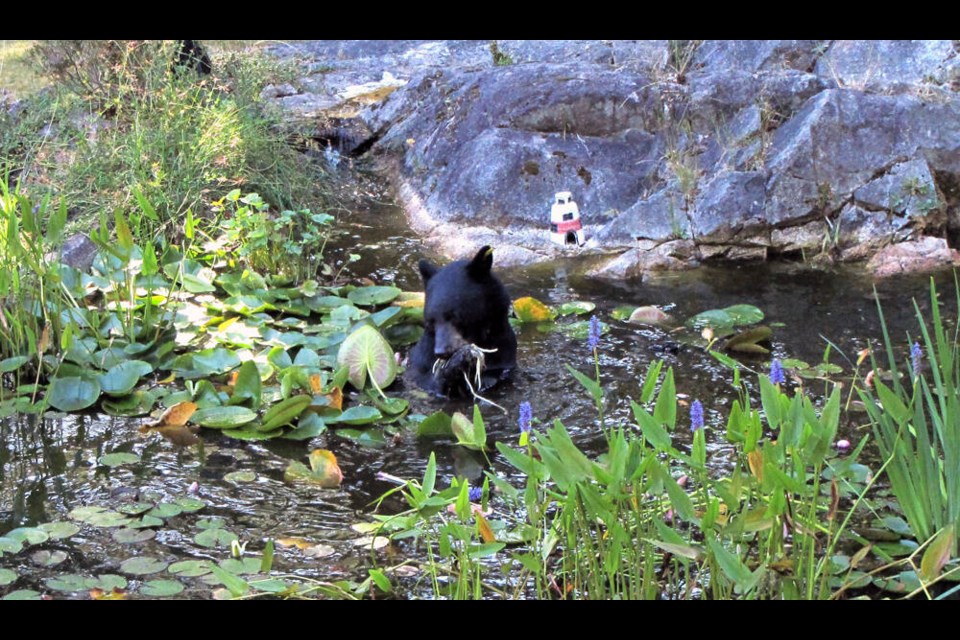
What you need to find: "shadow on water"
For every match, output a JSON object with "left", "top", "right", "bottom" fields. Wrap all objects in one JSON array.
[{"left": 1, "top": 195, "right": 953, "bottom": 598}]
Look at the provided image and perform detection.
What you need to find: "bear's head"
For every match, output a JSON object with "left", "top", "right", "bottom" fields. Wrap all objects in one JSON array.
[{"left": 418, "top": 245, "right": 514, "bottom": 363}]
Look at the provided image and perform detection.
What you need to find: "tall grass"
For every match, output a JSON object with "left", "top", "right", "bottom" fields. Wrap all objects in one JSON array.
[{"left": 860, "top": 278, "right": 960, "bottom": 553}]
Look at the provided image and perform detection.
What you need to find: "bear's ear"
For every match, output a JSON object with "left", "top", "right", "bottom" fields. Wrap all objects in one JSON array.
[
  {"left": 466, "top": 246, "right": 494, "bottom": 278},
  {"left": 419, "top": 259, "right": 440, "bottom": 284}
]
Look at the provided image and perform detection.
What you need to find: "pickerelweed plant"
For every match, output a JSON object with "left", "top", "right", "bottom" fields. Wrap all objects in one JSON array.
[
  {"left": 373, "top": 337, "right": 881, "bottom": 598},
  {"left": 860, "top": 278, "right": 960, "bottom": 572}
]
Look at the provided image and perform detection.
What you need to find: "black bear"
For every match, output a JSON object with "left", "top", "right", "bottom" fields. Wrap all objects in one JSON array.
[{"left": 409, "top": 246, "right": 517, "bottom": 397}]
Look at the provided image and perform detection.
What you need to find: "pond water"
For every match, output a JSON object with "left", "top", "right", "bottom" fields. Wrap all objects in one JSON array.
[{"left": 0, "top": 187, "right": 952, "bottom": 599}]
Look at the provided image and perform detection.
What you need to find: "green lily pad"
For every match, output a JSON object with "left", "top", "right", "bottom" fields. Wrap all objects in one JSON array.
[
  {"left": 3, "top": 590, "right": 42, "bottom": 600},
  {"left": 224, "top": 470, "right": 257, "bottom": 483},
  {"left": 168, "top": 560, "right": 214, "bottom": 577},
  {"left": 141, "top": 579, "right": 185, "bottom": 597},
  {"left": 112, "top": 528, "right": 157, "bottom": 544},
  {"left": 128, "top": 515, "right": 165, "bottom": 529},
  {"left": 219, "top": 557, "right": 262, "bottom": 575},
  {"left": 555, "top": 301, "right": 596, "bottom": 317},
  {"left": 46, "top": 376, "right": 101, "bottom": 412},
  {"left": 0, "top": 568, "right": 16, "bottom": 585},
  {"left": 336, "top": 325, "right": 396, "bottom": 392},
  {"left": 99, "top": 360, "right": 153, "bottom": 396},
  {"left": 336, "top": 428, "right": 388, "bottom": 447},
  {"left": 98, "top": 452, "right": 141, "bottom": 467},
  {"left": 282, "top": 412, "right": 327, "bottom": 441},
  {"left": 192, "top": 405, "right": 257, "bottom": 429},
  {"left": 117, "top": 502, "right": 153, "bottom": 516},
  {"left": 38, "top": 521, "right": 80, "bottom": 540},
  {"left": 249, "top": 578, "right": 291, "bottom": 593},
  {"left": 148, "top": 503, "right": 183, "bottom": 519},
  {"left": 222, "top": 425, "right": 281, "bottom": 441},
  {"left": 45, "top": 574, "right": 92, "bottom": 592},
  {"left": 0, "top": 355, "right": 30, "bottom": 373},
  {"left": 0, "top": 537, "right": 24, "bottom": 554},
  {"left": 194, "top": 527, "right": 239, "bottom": 549},
  {"left": 5, "top": 527, "right": 49, "bottom": 545},
  {"left": 326, "top": 405, "right": 383, "bottom": 425},
  {"left": 174, "top": 497, "right": 206, "bottom": 512},
  {"left": 348, "top": 286, "right": 401, "bottom": 307},
  {"left": 31, "top": 549, "right": 68, "bottom": 567},
  {"left": 120, "top": 556, "right": 169, "bottom": 575},
  {"left": 416, "top": 411, "right": 453, "bottom": 438},
  {"left": 102, "top": 390, "right": 158, "bottom": 417},
  {"left": 69, "top": 506, "right": 131, "bottom": 528}
]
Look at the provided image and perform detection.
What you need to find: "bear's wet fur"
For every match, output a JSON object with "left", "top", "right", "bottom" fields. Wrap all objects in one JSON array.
[{"left": 409, "top": 246, "right": 517, "bottom": 397}]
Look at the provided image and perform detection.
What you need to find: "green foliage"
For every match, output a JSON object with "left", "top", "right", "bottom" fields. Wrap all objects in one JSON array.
[{"left": 860, "top": 278, "right": 960, "bottom": 552}]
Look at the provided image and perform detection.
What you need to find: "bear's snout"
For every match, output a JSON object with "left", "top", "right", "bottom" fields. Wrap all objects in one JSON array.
[{"left": 433, "top": 323, "right": 467, "bottom": 358}]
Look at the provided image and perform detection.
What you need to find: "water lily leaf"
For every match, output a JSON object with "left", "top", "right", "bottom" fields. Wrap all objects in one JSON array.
[
  {"left": 112, "top": 528, "right": 156, "bottom": 544},
  {"left": 194, "top": 527, "right": 239, "bottom": 549},
  {"left": 219, "top": 557, "right": 262, "bottom": 576},
  {"left": 99, "top": 360, "right": 153, "bottom": 397},
  {"left": 873, "top": 570, "right": 922, "bottom": 594},
  {"left": 282, "top": 412, "right": 327, "bottom": 440},
  {"left": 370, "top": 306, "right": 404, "bottom": 328},
  {"left": 0, "top": 537, "right": 24, "bottom": 554},
  {"left": 513, "top": 296, "right": 554, "bottom": 323},
  {"left": 69, "top": 506, "right": 131, "bottom": 528},
  {"left": 46, "top": 376, "right": 101, "bottom": 412},
  {"left": 168, "top": 560, "right": 214, "bottom": 577},
  {"left": 284, "top": 449, "right": 343, "bottom": 487},
  {"left": 723, "top": 326, "right": 772, "bottom": 354},
  {"left": 98, "top": 452, "right": 140, "bottom": 467},
  {"left": 6, "top": 527, "right": 49, "bottom": 545},
  {"left": 336, "top": 325, "right": 397, "bottom": 392},
  {"left": 117, "top": 503, "right": 152, "bottom": 515},
  {"left": 293, "top": 348, "right": 321, "bottom": 369},
  {"left": 326, "top": 405, "right": 384, "bottom": 426},
  {"left": 120, "top": 556, "right": 169, "bottom": 575},
  {"left": 45, "top": 574, "right": 94, "bottom": 592},
  {"left": 628, "top": 306, "right": 673, "bottom": 326},
  {"left": 383, "top": 323, "right": 423, "bottom": 347},
  {"left": 174, "top": 497, "right": 205, "bottom": 512},
  {"left": 38, "top": 521, "right": 80, "bottom": 540},
  {"left": 103, "top": 390, "right": 157, "bottom": 417},
  {"left": 0, "top": 568, "right": 16, "bottom": 585},
  {"left": 0, "top": 355, "right": 30, "bottom": 373},
  {"left": 369, "top": 393, "right": 408, "bottom": 416},
  {"left": 555, "top": 301, "right": 596, "bottom": 317},
  {"left": 611, "top": 305, "right": 638, "bottom": 321},
  {"left": 225, "top": 470, "right": 257, "bottom": 483},
  {"left": 222, "top": 425, "right": 281, "bottom": 440},
  {"left": 141, "top": 580, "right": 185, "bottom": 597},
  {"left": 417, "top": 411, "right": 453, "bottom": 438},
  {"left": 686, "top": 309, "right": 734, "bottom": 330},
  {"left": 3, "top": 589, "right": 42, "bottom": 600},
  {"left": 392, "top": 291, "right": 425, "bottom": 308},
  {"left": 724, "top": 304, "right": 764, "bottom": 325},
  {"left": 148, "top": 503, "right": 183, "bottom": 519},
  {"left": 193, "top": 406, "right": 257, "bottom": 429},
  {"left": 31, "top": 549, "right": 68, "bottom": 567},
  {"left": 348, "top": 285, "right": 401, "bottom": 306},
  {"left": 336, "top": 428, "right": 388, "bottom": 447},
  {"left": 128, "top": 515, "right": 165, "bottom": 529},
  {"left": 249, "top": 578, "right": 290, "bottom": 594},
  {"left": 451, "top": 406, "right": 487, "bottom": 451},
  {"left": 305, "top": 295, "right": 352, "bottom": 313},
  {"left": 258, "top": 394, "right": 312, "bottom": 431}
]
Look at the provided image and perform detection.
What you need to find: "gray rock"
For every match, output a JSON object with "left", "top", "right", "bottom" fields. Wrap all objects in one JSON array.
[
  {"left": 59, "top": 233, "right": 98, "bottom": 273},
  {"left": 690, "top": 171, "right": 766, "bottom": 241},
  {"left": 854, "top": 158, "right": 944, "bottom": 223},
  {"left": 692, "top": 40, "right": 822, "bottom": 74},
  {"left": 815, "top": 40, "right": 956, "bottom": 93},
  {"left": 587, "top": 240, "right": 698, "bottom": 279},
  {"left": 260, "top": 83, "right": 299, "bottom": 100}
]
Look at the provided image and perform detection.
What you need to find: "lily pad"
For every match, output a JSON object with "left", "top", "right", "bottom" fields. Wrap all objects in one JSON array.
[
  {"left": 0, "top": 568, "right": 16, "bottom": 585},
  {"left": 37, "top": 521, "right": 80, "bottom": 540},
  {"left": 282, "top": 412, "right": 327, "bottom": 441},
  {"left": 417, "top": 411, "right": 453, "bottom": 438},
  {"left": 99, "top": 360, "right": 153, "bottom": 396},
  {"left": 147, "top": 503, "right": 183, "bottom": 519},
  {"left": 222, "top": 424, "right": 281, "bottom": 441},
  {"left": 0, "top": 355, "right": 30, "bottom": 373},
  {"left": 120, "top": 556, "right": 169, "bottom": 575},
  {"left": 102, "top": 390, "right": 157, "bottom": 417},
  {"left": 326, "top": 405, "right": 383, "bottom": 425},
  {"left": 175, "top": 497, "right": 205, "bottom": 512},
  {"left": 336, "top": 325, "right": 397, "bottom": 392},
  {"left": 5, "top": 527, "right": 49, "bottom": 545},
  {"left": 3, "top": 590, "right": 42, "bottom": 600},
  {"left": 31, "top": 549, "right": 68, "bottom": 567},
  {"left": 194, "top": 528, "right": 239, "bottom": 549},
  {"left": 98, "top": 452, "right": 141, "bottom": 467},
  {"left": 46, "top": 376, "right": 101, "bottom": 412},
  {"left": 555, "top": 301, "right": 596, "bottom": 317},
  {"left": 168, "top": 560, "right": 214, "bottom": 577},
  {"left": 336, "top": 428, "right": 388, "bottom": 447},
  {"left": 141, "top": 580, "right": 185, "bottom": 597},
  {"left": 284, "top": 449, "right": 343, "bottom": 487},
  {"left": 192, "top": 406, "right": 257, "bottom": 429},
  {"left": 112, "top": 528, "right": 157, "bottom": 544},
  {"left": 348, "top": 285, "right": 402, "bottom": 306},
  {"left": 224, "top": 470, "right": 257, "bottom": 483}
]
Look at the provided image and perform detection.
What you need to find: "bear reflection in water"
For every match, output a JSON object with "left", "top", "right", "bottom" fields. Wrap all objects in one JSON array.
[{"left": 408, "top": 246, "right": 517, "bottom": 398}]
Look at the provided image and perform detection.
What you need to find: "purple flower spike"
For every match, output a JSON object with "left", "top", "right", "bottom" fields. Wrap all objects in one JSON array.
[
  {"left": 587, "top": 315, "right": 601, "bottom": 351},
  {"left": 911, "top": 342, "right": 922, "bottom": 375},
  {"left": 690, "top": 400, "right": 704, "bottom": 432},
  {"left": 518, "top": 401, "right": 533, "bottom": 434},
  {"left": 769, "top": 358, "right": 786, "bottom": 385},
  {"left": 468, "top": 486, "right": 483, "bottom": 502}
]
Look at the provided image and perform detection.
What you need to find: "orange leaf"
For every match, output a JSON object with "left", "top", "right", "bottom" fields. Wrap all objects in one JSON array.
[
  {"left": 38, "top": 324, "right": 50, "bottom": 354},
  {"left": 228, "top": 370, "right": 240, "bottom": 386},
  {"left": 309, "top": 373, "right": 323, "bottom": 394},
  {"left": 90, "top": 588, "right": 128, "bottom": 600},
  {"left": 308, "top": 449, "right": 343, "bottom": 488},
  {"left": 147, "top": 401, "right": 198, "bottom": 428},
  {"left": 513, "top": 296, "right": 554, "bottom": 323},
  {"left": 276, "top": 537, "right": 314, "bottom": 549},
  {"left": 318, "top": 386, "right": 343, "bottom": 411},
  {"left": 747, "top": 449, "right": 764, "bottom": 483},
  {"left": 392, "top": 292, "right": 425, "bottom": 308},
  {"left": 476, "top": 512, "right": 495, "bottom": 543}
]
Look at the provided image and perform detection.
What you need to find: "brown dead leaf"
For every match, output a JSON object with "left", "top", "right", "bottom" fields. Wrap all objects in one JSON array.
[
  {"left": 747, "top": 449, "right": 764, "bottom": 483},
  {"left": 307, "top": 449, "right": 343, "bottom": 488},
  {"left": 146, "top": 402, "right": 197, "bottom": 428},
  {"left": 309, "top": 373, "right": 323, "bottom": 394},
  {"left": 476, "top": 512, "right": 495, "bottom": 543},
  {"left": 89, "top": 588, "right": 128, "bottom": 600},
  {"left": 276, "top": 537, "right": 313, "bottom": 550},
  {"left": 38, "top": 324, "right": 50, "bottom": 354}
]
